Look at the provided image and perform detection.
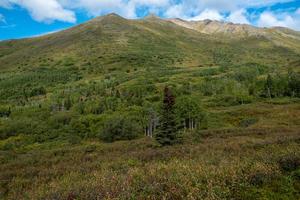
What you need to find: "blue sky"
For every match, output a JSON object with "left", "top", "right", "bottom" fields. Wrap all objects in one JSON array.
[{"left": 0, "top": 0, "right": 299, "bottom": 40}]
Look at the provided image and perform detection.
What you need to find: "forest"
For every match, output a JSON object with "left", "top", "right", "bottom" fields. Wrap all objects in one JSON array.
[{"left": 0, "top": 62, "right": 299, "bottom": 144}]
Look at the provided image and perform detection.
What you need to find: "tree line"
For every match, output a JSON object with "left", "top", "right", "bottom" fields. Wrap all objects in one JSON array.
[{"left": 0, "top": 68, "right": 299, "bottom": 146}]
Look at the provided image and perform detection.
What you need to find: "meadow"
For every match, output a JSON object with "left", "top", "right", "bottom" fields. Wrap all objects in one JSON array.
[{"left": 0, "top": 14, "right": 299, "bottom": 199}]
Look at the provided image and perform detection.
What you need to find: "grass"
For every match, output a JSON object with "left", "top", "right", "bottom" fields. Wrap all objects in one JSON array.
[
  {"left": 0, "top": 127, "right": 299, "bottom": 199},
  {"left": 0, "top": 100, "right": 299, "bottom": 199},
  {"left": 0, "top": 14, "right": 299, "bottom": 199}
]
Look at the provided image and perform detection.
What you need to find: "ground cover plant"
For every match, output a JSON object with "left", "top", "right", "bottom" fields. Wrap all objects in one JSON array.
[{"left": 0, "top": 14, "right": 299, "bottom": 199}]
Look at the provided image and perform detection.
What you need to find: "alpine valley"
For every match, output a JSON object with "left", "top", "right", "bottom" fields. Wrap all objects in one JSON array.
[{"left": 0, "top": 14, "right": 300, "bottom": 199}]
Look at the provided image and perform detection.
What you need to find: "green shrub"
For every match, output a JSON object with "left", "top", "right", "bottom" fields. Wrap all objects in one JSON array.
[
  {"left": 68, "top": 135, "right": 81, "bottom": 145},
  {"left": 213, "top": 95, "right": 253, "bottom": 106},
  {"left": 0, "top": 106, "right": 11, "bottom": 118},
  {"left": 49, "top": 112, "right": 75, "bottom": 129},
  {"left": 29, "top": 87, "right": 46, "bottom": 97},
  {"left": 249, "top": 171, "right": 275, "bottom": 186},
  {"left": 98, "top": 113, "right": 141, "bottom": 142},
  {"left": 239, "top": 118, "right": 258, "bottom": 128},
  {"left": 278, "top": 154, "right": 300, "bottom": 172}
]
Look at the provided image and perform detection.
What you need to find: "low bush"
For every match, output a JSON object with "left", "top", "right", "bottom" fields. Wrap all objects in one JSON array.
[
  {"left": 239, "top": 118, "right": 258, "bottom": 128},
  {"left": 98, "top": 113, "right": 142, "bottom": 142},
  {"left": 278, "top": 154, "right": 300, "bottom": 172}
]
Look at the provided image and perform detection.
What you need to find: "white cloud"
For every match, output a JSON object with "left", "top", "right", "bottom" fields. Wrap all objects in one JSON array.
[
  {"left": 59, "top": 0, "right": 136, "bottom": 18},
  {"left": 258, "top": 12, "right": 286, "bottom": 27},
  {"left": 58, "top": 0, "right": 171, "bottom": 19},
  {"left": 0, "top": 0, "right": 299, "bottom": 31},
  {"left": 165, "top": 4, "right": 185, "bottom": 18},
  {"left": 190, "top": 9, "right": 224, "bottom": 21},
  {"left": 164, "top": 1, "right": 293, "bottom": 22},
  {"left": 63, "top": 0, "right": 171, "bottom": 18},
  {"left": 227, "top": 9, "right": 250, "bottom": 24},
  {"left": 130, "top": 0, "right": 170, "bottom": 7},
  {"left": 2, "top": 0, "right": 76, "bottom": 23},
  {"left": 164, "top": 1, "right": 298, "bottom": 30},
  {"left": 257, "top": 11, "right": 300, "bottom": 30},
  {"left": 163, "top": 0, "right": 294, "bottom": 19}
]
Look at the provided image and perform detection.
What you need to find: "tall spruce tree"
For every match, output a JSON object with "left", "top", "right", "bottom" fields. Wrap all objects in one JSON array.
[{"left": 155, "top": 87, "right": 180, "bottom": 145}]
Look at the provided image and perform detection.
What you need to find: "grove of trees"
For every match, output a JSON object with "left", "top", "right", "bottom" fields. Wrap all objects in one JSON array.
[{"left": 0, "top": 62, "right": 299, "bottom": 146}]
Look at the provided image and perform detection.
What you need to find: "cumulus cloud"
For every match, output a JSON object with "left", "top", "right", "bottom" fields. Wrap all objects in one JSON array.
[
  {"left": 59, "top": 0, "right": 136, "bottom": 18},
  {"left": 59, "top": 0, "right": 170, "bottom": 18},
  {"left": 1, "top": 0, "right": 76, "bottom": 23},
  {"left": 227, "top": 9, "right": 250, "bottom": 24},
  {"left": 165, "top": 4, "right": 185, "bottom": 18},
  {"left": 164, "top": 0, "right": 292, "bottom": 25},
  {"left": 190, "top": 9, "right": 224, "bottom": 21},
  {"left": 0, "top": 0, "right": 299, "bottom": 31},
  {"left": 130, "top": 0, "right": 170, "bottom": 7},
  {"left": 163, "top": 0, "right": 294, "bottom": 19},
  {"left": 186, "top": 8, "right": 250, "bottom": 25},
  {"left": 257, "top": 11, "right": 300, "bottom": 30}
]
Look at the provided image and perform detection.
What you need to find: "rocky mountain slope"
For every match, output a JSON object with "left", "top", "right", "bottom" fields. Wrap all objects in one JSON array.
[
  {"left": 168, "top": 18, "right": 297, "bottom": 37},
  {"left": 167, "top": 17, "right": 300, "bottom": 49},
  {"left": 167, "top": 18, "right": 264, "bottom": 37}
]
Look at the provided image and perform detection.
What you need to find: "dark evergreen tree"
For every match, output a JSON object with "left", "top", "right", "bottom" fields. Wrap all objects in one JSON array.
[{"left": 155, "top": 87, "right": 180, "bottom": 146}]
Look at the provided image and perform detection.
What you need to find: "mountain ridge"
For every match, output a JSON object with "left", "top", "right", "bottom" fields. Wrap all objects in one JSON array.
[
  {"left": 1, "top": 13, "right": 299, "bottom": 42},
  {"left": 0, "top": 12, "right": 299, "bottom": 74}
]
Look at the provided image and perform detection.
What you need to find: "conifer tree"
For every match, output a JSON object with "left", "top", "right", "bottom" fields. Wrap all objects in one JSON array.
[{"left": 155, "top": 87, "right": 180, "bottom": 145}]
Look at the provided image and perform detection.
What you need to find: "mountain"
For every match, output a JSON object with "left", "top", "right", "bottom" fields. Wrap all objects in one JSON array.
[
  {"left": 168, "top": 18, "right": 300, "bottom": 50},
  {"left": 0, "top": 13, "right": 300, "bottom": 199},
  {"left": 0, "top": 13, "right": 299, "bottom": 106},
  {"left": 167, "top": 18, "right": 265, "bottom": 37},
  {"left": 0, "top": 13, "right": 299, "bottom": 73},
  {"left": 0, "top": 13, "right": 300, "bottom": 106},
  {"left": 168, "top": 18, "right": 299, "bottom": 38}
]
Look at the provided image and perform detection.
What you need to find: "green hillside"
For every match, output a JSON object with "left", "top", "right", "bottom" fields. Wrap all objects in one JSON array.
[{"left": 0, "top": 14, "right": 299, "bottom": 199}]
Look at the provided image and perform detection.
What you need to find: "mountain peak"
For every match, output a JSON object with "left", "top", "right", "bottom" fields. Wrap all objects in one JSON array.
[
  {"left": 106, "top": 13, "right": 122, "bottom": 18},
  {"left": 144, "top": 13, "right": 161, "bottom": 20},
  {"left": 91, "top": 13, "right": 124, "bottom": 21},
  {"left": 202, "top": 19, "right": 213, "bottom": 25},
  {"left": 167, "top": 18, "right": 266, "bottom": 37},
  {"left": 88, "top": 13, "right": 126, "bottom": 25}
]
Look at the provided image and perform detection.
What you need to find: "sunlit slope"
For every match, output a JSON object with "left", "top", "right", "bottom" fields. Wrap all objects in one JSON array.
[{"left": 0, "top": 13, "right": 299, "bottom": 74}]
